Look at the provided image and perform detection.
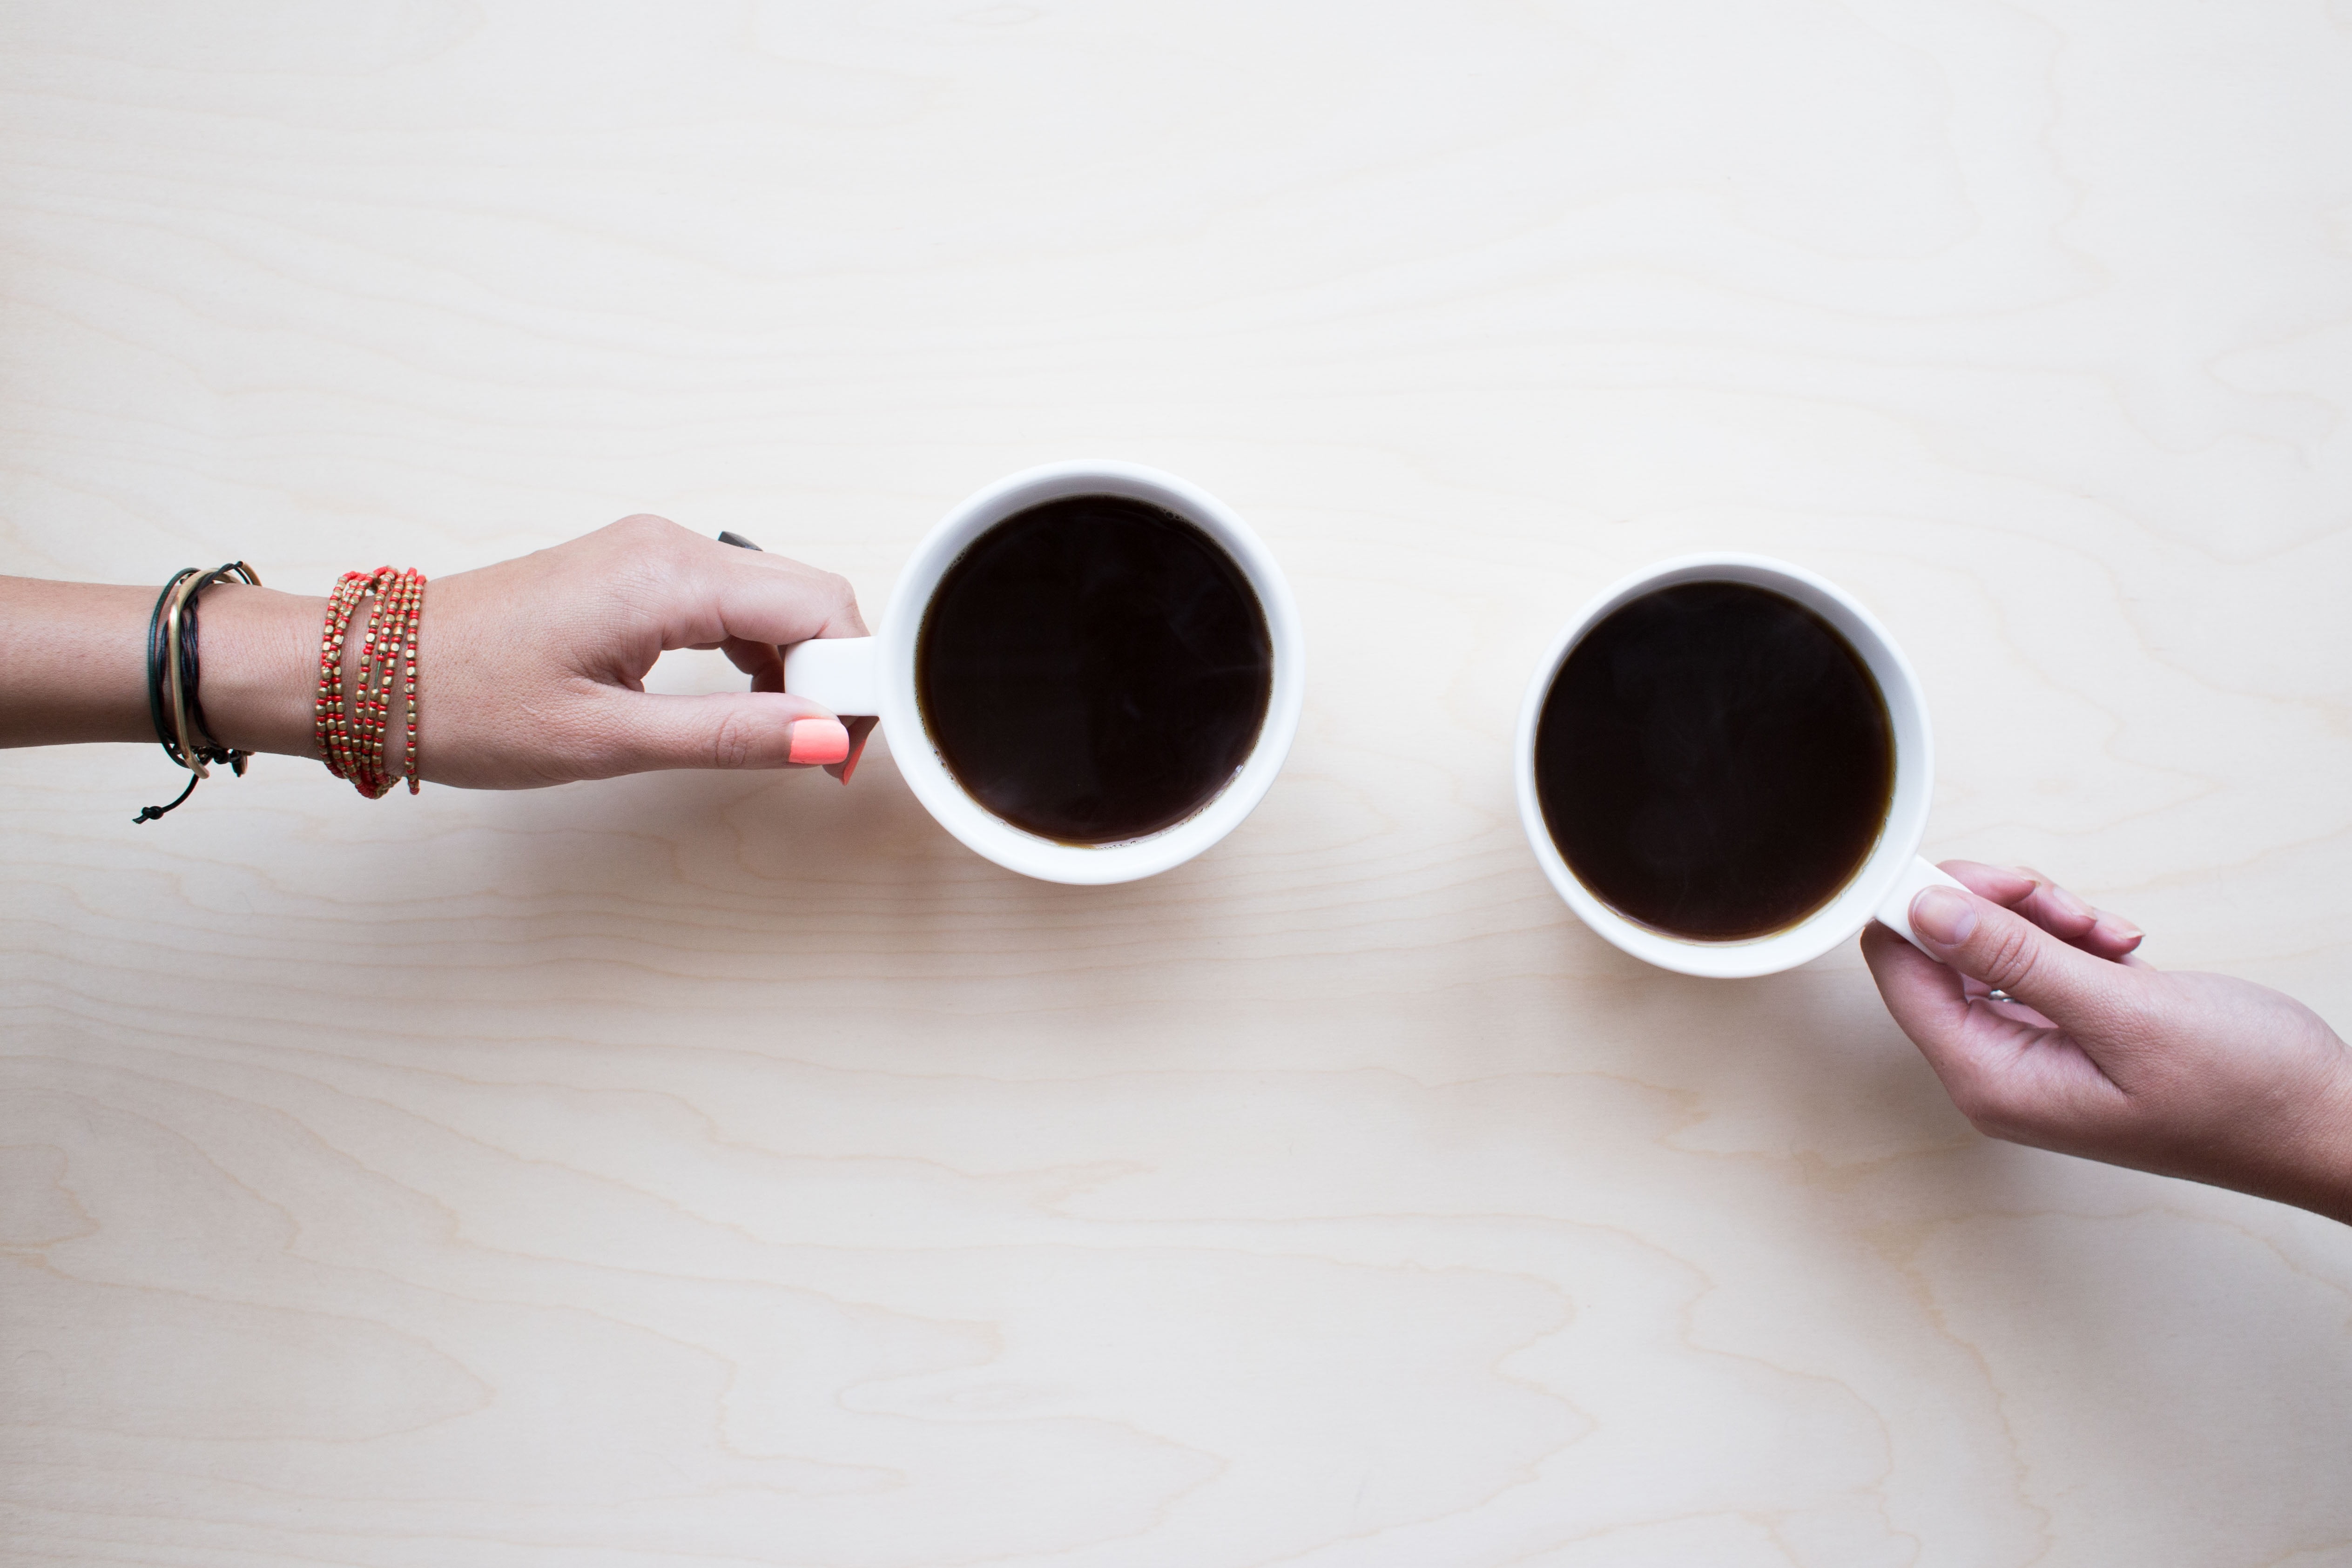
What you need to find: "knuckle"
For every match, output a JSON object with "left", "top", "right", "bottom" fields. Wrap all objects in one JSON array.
[
  {"left": 600, "top": 520, "right": 691, "bottom": 606},
  {"left": 797, "top": 566, "right": 857, "bottom": 619},
  {"left": 1975, "top": 918, "right": 2042, "bottom": 994},
  {"left": 603, "top": 514, "right": 690, "bottom": 573},
  {"left": 708, "top": 709, "right": 760, "bottom": 770}
]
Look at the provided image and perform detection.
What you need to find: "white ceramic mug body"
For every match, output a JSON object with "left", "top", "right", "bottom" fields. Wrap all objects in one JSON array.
[
  {"left": 1512, "top": 554, "right": 1963, "bottom": 978},
  {"left": 783, "top": 460, "right": 1304, "bottom": 885}
]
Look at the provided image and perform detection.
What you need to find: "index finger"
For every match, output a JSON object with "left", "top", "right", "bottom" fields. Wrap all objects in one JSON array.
[
  {"left": 694, "top": 535, "right": 868, "bottom": 647},
  {"left": 1940, "top": 860, "right": 2144, "bottom": 963}
]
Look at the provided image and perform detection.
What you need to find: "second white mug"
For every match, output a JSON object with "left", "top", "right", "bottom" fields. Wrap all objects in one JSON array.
[
  {"left": 782, "top": 460, "right": 1304, "bottom": 886},
  {"left": 1514, "top": 553, "right": 1965, "bottom": 978}
]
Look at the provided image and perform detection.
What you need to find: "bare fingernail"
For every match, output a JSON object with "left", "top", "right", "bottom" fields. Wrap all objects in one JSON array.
[
  {"left": 1912, "top": 885, "right": 1977, "bottom": 946},
  {"left": 788, "top": 719, "right": 850, "bottom": 766},
  {"left": 2098, "top": 913, "right": 2144, "bottom": 945},
  {"left": 2047, "top": 882, "right": 2093, "bottom": 922}
]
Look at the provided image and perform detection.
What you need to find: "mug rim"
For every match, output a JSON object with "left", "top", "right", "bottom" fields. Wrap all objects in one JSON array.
[
  {"left": 1512, "top": 553, "right": 1935, "bottom": 977},
  {"left": 875, "top": 460, "right": 1304, "bottom": 886}
]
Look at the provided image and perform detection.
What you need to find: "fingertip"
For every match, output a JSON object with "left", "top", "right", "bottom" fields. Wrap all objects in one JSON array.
[
  {"left": 2088, "top": 913, "right": 2145, "bottom": 958},
  {"left": 826, "top": 716, "right": 876, "bottom": 782},
  {"left": 787, "top": 718, "right": 851, "bottom": 767},
  {"left": 1908, "top": 883, "right": 1978, "bottom": 948},
  {"left": 2035, "top": 877, "right": 2098, "bottom": 926}
]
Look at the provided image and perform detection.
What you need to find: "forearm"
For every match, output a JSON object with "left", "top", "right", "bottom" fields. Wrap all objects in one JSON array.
[
  {"left": 2174, "top": 1091, "right": 2352, "bottom": 1228},
  {"left": 3, "top": 519, "right": 869, "bottom": 791},
  {"left": 2198, "top": 1010, "right": 2352, "bottom": 1228},
  {"left": 0, "top": 575, "right": 323, "bottom": 757},
  {"left": 0, "top": 578, "right": 153, "bottom": 745}
]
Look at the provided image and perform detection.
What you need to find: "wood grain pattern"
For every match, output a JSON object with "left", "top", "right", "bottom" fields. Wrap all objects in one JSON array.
[{"left": 5, "top": 4, "right": 2351, "bottom": 1564}]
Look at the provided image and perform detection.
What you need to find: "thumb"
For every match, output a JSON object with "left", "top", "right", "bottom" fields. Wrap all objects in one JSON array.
[
  {"left": 1907, "top": 882, "right": 2135, "bottom": 1033},
  {"left": 591, "top": 690, "right": 851, "bottom": 775}
]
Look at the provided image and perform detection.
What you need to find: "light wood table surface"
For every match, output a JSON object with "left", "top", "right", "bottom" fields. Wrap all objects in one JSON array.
[{"left": 5, "top": 5, "right": 2352, "bottom": 1565}]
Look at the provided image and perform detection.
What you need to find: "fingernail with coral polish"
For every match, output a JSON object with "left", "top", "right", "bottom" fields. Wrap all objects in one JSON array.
[
  {"left": 1912, "top": 885, "right": 1976, "bottom": 947},
  {"left": 835, "top": 728, "right": 870, "bottom": 784},
  {"left": 788, "top": 719, "right": 850, "bottom": 766}
]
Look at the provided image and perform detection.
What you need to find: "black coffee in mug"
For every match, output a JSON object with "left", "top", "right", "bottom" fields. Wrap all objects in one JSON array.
[
  {"left": 915, "top": 494, "right": 1274, "bottom": 845},
  {"left": 1533, "top": 580, "right": 1895, "bottom": 940}
]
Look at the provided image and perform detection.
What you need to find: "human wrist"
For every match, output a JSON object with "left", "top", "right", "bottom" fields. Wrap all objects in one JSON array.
[
  {"left": 198, "top": 584, "right": 324, "bottom": 759},
  {"left": 2304, "top": 1057, "right": 2352, "bottom": 1227}
]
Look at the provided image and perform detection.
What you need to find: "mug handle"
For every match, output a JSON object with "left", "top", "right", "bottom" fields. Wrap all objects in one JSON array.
[
  {"left": 782, "top": 637, "right": 879, "bottom": 717},
  {"left": 1874, "top": 856, "right": 1972, "bottom": 956}
]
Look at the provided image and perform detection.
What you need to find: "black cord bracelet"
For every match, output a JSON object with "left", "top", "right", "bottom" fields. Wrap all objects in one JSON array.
[{"left": 136, "top": 561, "right": 262, "bottom": 824}]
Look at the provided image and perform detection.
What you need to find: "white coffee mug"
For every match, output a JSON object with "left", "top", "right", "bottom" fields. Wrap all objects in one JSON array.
[
  {"left": 1513, "top": 553, "right": 1965, "bottom": 978},
  {"left": 782, "top": 460, "right": 1304, "bottom": 886}
]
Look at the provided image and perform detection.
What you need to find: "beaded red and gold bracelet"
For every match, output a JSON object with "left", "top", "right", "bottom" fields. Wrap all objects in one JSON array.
[{"left": 315, "top": 566, "right": 426, "bottom": 798}]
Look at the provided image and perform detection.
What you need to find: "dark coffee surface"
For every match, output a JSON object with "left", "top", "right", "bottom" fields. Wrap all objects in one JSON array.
[
  {"left": 916, "top": 495, "right": 1274, "bottom": 845},
  {"left": 1534, "top": 581, "right": 1894, "bottom": 940}
]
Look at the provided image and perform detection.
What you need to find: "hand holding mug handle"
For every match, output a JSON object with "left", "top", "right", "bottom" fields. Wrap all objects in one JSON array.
[
  {"left": 719, "top": 529, "right": 879, "bottom": 772},
  {"left": 1864, "top": 861, "right": 2352, "bottom": 1227}
]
